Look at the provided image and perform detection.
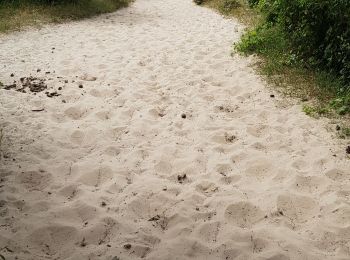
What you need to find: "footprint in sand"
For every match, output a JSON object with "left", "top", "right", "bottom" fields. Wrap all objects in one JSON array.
[
  {"left": 76, "top": 166, "right": 113, "bottom": 187},
  {"left": 244, "top": 158, "right": 274, "bottom": 180},
  {"left": 195, "top": 181, "right": 219, "bottom": 196},
  {"left": 95, "top": 110, "right": 113, "bottom": 120},
  {"left": 17, "top": 170, "right": 52, "bottom": 191},
  {"left": 224, "top": 201, "right": 264, "bottom": 228},
  {"left": 28, "top": 225, "right": 78, "bottom": 256},
  {"left": 70, "top": 130, "right": 85, "bottom": 145},
  {"left": 50, "top": 202, "right": 98, "bottom": 224},
  {"left": 64, "top": 106, "right": 87, "bottom": 120},
  {"left": 59, "top": 184, "right": 81, "bottom": 201},
  {"left": 292, "top": 175, "right": 327, "bottom": 193},
  {"left": 276, "top": 193, "right": 318, "bottom": 224},
  {"left": 103, "top": 146, "right": 121, "bottom": 157},
  {"left": 195, "top": 221, "right": 221, "bottom": 243},
  {"left": 80, "top": 217, "right": 128, "bottom": 246},
  {"left": 325, "top": 168, "right": 349, "bottom": 182}
]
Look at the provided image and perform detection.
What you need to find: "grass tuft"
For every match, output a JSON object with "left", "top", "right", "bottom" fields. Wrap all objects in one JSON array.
[
  {"left": 201, "top": 0, "right": 258, "bottom": 25},
  {"left": 0, "top": 0, "right": 132, "bottom": 33}
]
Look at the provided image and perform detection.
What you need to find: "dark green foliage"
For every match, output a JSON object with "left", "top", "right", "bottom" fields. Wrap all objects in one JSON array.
[
  {"left": 248, "top": 0, "right": 350, "bottom": 91},
  {"left": 247, "top": 0, "right": 259, "bottom": 7},
  {"left": 236, "top": 0, "right": 350, "bottom": 115}
]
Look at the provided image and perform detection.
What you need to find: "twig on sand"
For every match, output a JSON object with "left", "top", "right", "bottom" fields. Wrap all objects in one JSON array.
[{"left": 0, "top": 129, "right": 3, "bottom": 149}]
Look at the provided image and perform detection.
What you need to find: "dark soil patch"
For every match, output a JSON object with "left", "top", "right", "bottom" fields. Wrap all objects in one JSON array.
[{"left": 4, "top": 76, "right": 47, "bottom": 93}]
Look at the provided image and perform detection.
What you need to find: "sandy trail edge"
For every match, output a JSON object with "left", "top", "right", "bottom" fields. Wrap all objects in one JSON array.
[{"left": 0, "top": 0, "right": 350, "bottom": 259}]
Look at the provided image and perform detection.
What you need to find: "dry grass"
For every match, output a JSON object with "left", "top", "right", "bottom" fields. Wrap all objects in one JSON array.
[
  {"left": 202, "top": 0, "right": 259, "bottom": 26},
  {"left": 0, "top": 0, "right": 132, "bottom": 33}
]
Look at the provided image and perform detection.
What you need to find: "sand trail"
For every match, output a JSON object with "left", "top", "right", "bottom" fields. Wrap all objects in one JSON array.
[{"left": 0, "top": 0, "right": 350, "bottom": 259}]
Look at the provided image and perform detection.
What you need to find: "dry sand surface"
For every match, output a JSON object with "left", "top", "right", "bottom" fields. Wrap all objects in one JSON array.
[{"left": 1, "top": 0, "right": 350, "bottom": 259}]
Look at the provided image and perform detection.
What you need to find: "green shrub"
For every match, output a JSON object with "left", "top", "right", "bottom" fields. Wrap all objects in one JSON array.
[
  {"left": 236, "top": 24, "right": 287, "bottom": 55},
  {"left": 247, "top": 0, "right": 259, "bottom": 7},
  {"left": 250, "top": 0, "right": 350, "bottom": 91}
]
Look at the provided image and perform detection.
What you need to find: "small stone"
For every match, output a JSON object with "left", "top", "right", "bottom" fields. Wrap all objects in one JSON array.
[
  {"left": 58, "top": 87, "right": 62, "bottom": 90},
  {"left": 270, "top": 94, "right": 275, "bottom": 98},
  {"left": 336, "top": 125, "right": 341, "bottom": 131},
  {"left": 37, "top": 69, "right": 41, "bottom": 72},
  {"left": 80, "top": 75, "right": 97, "bottom": 81},
  {"left": 79, "top": 84, "right": 83, "bottom": 89},
  {"left": 80, "top": 238, "right": 87, "bottom": 247},
  {"left": 10, "top": 73, "right": 14, "bottom": 77},
  {"left": 101, "top": 201, "right": 107, "bottom": 207},
  {"left": 346, "top": 146, "right": 350, "bottom": 154},
  {"left": 177, "top": 174, "right": 187, "bottom": 183},
  {"left": 62, "top": 100, "right": 66, "bottom": 103},
  {"left": 181, "top": 113, "right": 186, "bottom": 119},
  {"left": 123, "top": 244, "right": 132, "bottom": 250}
]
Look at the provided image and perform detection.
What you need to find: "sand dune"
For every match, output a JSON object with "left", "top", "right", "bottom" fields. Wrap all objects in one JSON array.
[{"left": 0, "top": 0, "right": 349, "bottom": 259}]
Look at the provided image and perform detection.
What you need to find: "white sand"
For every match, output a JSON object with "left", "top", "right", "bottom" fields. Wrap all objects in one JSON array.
[{"left": 0, "top": 0, "right": 350, "bottom": 259}]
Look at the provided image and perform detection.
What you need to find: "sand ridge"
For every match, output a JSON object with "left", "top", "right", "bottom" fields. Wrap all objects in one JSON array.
[{"left": 0, "top": 0, "right": 350, "bottom": 259}]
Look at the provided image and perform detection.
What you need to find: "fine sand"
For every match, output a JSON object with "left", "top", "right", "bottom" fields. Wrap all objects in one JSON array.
[{"left": 0, "top": 0, "right": 350, "bottom": 259}]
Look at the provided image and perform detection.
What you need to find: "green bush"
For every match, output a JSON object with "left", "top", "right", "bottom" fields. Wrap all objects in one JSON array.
[
  {"left": 247, "top": 0, "right": 259, "bottom": 7},
  {"left": 250, "top": 0, "right": 350, "bottom": 91}
]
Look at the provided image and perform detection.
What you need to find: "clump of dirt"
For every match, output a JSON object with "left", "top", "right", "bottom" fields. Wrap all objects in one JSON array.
[
  {"left": 148, "top": 214, "right": 168, "bottom": 230},
  {"left": 2, "top": 75, "right": 64, "bottom": 98},
  {"left": 177, "top": 173, "right": 187, "bottom": 183},
  {"left": 2, "top": 72, "right": 97, "bottom": 99},
  {"left": 217, "top": 104, "right": 238, "bottom": 113},
  {"left": 45, "top": 91, "right": 60, "bottom": 98},
  {"left": 4, "top": 76, "right": 47, "bottom": 93},
  {"left": 225, "top": 133, "right": 236, "bottom": 143}
]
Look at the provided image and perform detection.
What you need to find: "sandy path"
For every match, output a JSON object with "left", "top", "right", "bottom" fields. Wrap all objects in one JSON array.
[{"left": 0, "top": 0, "right": 349, "bottom": 259}]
